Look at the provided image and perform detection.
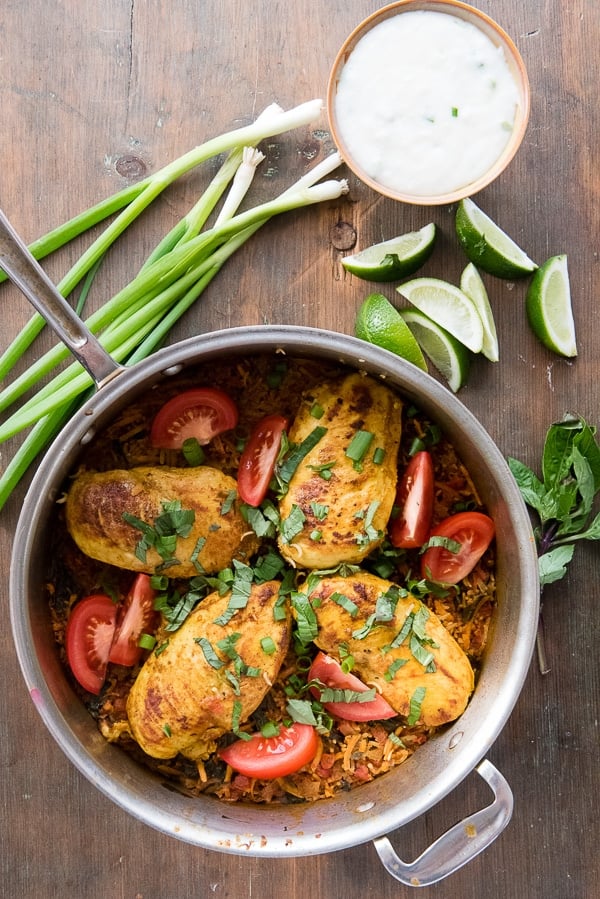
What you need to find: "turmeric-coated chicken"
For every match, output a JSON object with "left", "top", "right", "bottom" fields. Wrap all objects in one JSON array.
[
  {"left": 126, "top": 579, "right": 291, "bottom": 760},
  {"left": 303, "top": 572, "right": 474, "bottom": 726},
  {"left": 65, "top": 465, "right": 258, "bottom": 578},
  {"left": 277, "top": 373, "right": 402, "bottom": 568}
]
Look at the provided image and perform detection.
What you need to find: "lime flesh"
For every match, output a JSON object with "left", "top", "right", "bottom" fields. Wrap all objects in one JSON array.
[
  {"left": 400, "top": 308, "right": 471, "bottom": 392},
  {"left": 396, "top": 276, "right": 484, "bottom": 353},
  {"left": 526, "top": 254, "right": 577, "bottom": 357}
]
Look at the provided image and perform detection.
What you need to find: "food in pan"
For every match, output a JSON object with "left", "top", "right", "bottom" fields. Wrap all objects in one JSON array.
[{"left": 47, "top": 355, "right": 495, "bottom": 804}]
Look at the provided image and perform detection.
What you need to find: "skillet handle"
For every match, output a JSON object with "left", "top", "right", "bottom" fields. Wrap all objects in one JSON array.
[
  {"left": 0, "top": 207, "right": 122, "bottom": 386},
  {"left": 372, "top": 759, "right": 513, "bottom": 888}
]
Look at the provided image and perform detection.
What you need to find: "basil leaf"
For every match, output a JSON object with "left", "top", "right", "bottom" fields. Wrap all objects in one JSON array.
[
  {"left": 407, "top": 686, "right": 426, "bottom": 726},
  {"left": 538, "top": 544, "right": 576, "bottom": 586}
]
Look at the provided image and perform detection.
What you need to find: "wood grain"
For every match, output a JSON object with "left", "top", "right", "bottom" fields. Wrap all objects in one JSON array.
[{"left": 0, "top": 2, "right": 598, "bottom": 897}]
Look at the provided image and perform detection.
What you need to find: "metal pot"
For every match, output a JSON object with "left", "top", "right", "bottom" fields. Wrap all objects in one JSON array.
[{"left": 3, "top": 212, "right": 539, "bottom": 887}]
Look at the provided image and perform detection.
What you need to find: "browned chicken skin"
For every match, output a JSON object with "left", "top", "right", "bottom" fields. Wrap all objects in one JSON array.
[
  {"left": 278, "top": 373, "right": 402, "bottom": 569},
  {"left": 126, "top": 580, "right": 291, "bottom": 760},
  {"left": 303, "top": 572, "right": 474, "bottom": 726},
  {"left": 65, "top": 465, "right": 258, "bottom": 578}
]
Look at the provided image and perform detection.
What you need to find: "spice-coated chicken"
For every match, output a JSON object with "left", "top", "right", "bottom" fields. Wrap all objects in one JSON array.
[
  {"left": 126, "top": 579, "right": 291, "bottom": 760},
  {"left": 277, "top": 373, "right": 402, "bottom": 569},
  {"left": 65, "top": 465, "right": 259, "bottom": 578},
  {"left": 304, "top": 571, "right": 474, "bottom": 726}
]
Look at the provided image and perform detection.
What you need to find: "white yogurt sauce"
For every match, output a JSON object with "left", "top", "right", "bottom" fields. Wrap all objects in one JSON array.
[{"left": 334, "top": 11, "right": 521, "bottom": 197}]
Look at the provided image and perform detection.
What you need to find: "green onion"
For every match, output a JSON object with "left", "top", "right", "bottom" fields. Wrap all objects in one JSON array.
[
  {"left": 373, "top": 446, "right": 386, "bottom": 465},
  {"left": 182, "top": 437, "right": 205, "bottom": 466},
  {"left": 260, "top": 636, "right": 277, "bottom": 655},
  {"left": 261, "top": 721, "right": 280, "bottom": 738},
  {"left": 345, "top": 430, "right": 374, "bottom": 468},
  {"left": 0, "top": 105, "right": 345, "bottom": 507},
  {"left": 138, "top": 633, "right": 157, "bottom": 651},
  {"left": 310, "top": 403, "right": 324, "bottom": 419}
]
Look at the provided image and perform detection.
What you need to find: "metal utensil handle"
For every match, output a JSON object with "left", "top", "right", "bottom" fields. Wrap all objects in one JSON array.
[
  {"left": 0, "top": 208, "right": 122, "bottom": 386},
  {"left": 373, "top": 760, "right": 513, "bottom": 888}
]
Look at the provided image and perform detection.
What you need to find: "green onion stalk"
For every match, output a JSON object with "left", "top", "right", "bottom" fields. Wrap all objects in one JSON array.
[
  {"left": 0, "top": 99, "right": 323, "bottom": 380},
  {"left": 0, "top": 118, "right": 344, "bottom": 509}
]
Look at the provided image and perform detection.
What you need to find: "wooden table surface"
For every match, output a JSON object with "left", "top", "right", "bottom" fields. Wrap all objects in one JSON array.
[{"left": 0, "top": 2, "right": 598, "bottom": 897}]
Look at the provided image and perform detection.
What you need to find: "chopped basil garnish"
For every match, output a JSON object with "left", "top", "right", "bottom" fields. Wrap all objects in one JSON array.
[
  {"left": 276, "top": 425, "right": 327, "bottom": 489},
  {"left": 220, "top": 489, "right": 237, "bottom": 515},
  {"left": 330, "top": 591, "right": 359, "bottom": 617},
  {"left": 384, "top": 658, "right": 408, "bottom": 681},
  {"left": 307, "top": 460, "right": 336, "bottom": 480},
  {"left": 286, "top": 698, "right": 318, "bottom": 725},
  {"left": 407, "top": 686, "right": 426, "bottom": 726},
  {"left": 194, "top": 636, "right": 224, "bottom": 669},
  {"left": 123, "top": 499, "right": 195, "bottom": 565},
  {"left": 212, "top": 560, "right": 254, "bottom": 626},
  {"left": 291, "top": 592, "right": 318, "bottom": 645},
  {"left": 309, "top": 501, "right": 329, "bottom": 520},
  {"left": 279, "top": 503, "right": 306, "bottom": 543}
]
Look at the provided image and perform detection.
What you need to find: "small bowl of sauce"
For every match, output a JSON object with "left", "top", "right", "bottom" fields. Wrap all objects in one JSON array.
[{"left": 327, "top": 0, "right": 530, "bottom": 205}]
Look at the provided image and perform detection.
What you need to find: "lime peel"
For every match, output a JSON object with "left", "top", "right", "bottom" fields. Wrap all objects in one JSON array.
[
  {"left": 342, "top": 223, "right": 436, "bottom": 282},
  {"left": 456, "top": 197, "right": 537, "bottom": 279},
  {"left": 400, "top": 307, "right": 471, "bottom": 393},
  {"left": 526, "top": 254, "right": 577, "bottom": 357},
  {"left": 459, "top": 263, "right": 499, "bottom": 362},
  {"left": 355, "top": 292, "right": 428, "bottom": 371}
]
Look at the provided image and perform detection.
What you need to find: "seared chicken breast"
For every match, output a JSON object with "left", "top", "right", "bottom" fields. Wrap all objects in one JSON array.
[
  {"left": 126, "top": 580, "right": 291, "bottom": 760},
  {"left": 278, "top": 373, "right": 402, "bottom": 568},
  {"left": 65, "top": 465, "right": 258, "bottom": 578},
  {"left": 303, "top": 572, "right": 474, "bottom": 726}
]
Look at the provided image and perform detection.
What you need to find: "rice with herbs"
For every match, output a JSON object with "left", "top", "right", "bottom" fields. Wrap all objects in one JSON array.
[{"left": 47, "top": 354, "right": 495, "bottom": 805}]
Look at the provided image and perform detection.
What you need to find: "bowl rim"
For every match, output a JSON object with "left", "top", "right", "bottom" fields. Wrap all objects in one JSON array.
[{"left": 326, "top": 0, "right": 531, "bottom": 205}]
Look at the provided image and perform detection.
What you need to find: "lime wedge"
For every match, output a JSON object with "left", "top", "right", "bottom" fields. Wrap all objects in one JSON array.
[
  {"left": 396, "top": 276, "right": 484, "bottom": 353},
  {"left": 456, "top": 198, "right": 537, "bottom": 279},
  {"left": 526, "top": 255, "right": 577, "bottom": 357},
  {"left": 355, "top": 293, "right": 428, "bottom": 371},
  {"left": 399, "top": 308, "right": 471, "bottom": 392},
  {"left": 342, "top": 223, "right": 436, "bottom": 282},
  {"left": 460, "top": 263, "right": 499, "bottom": 362}
]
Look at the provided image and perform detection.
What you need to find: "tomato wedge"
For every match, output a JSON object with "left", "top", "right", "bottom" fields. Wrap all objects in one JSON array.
[
  {"left": 421, "top": 511, "right": 495, "bottom": 585},
  {"left": 65, "top": 594, "right": 117, "bottom": 695},
  {"left": 109, "top": 574, "right": 158, "bottom": 667},
  {"left": 237, "top": 413, "right": 288, "bottom": 506},
  {"left": 218, "top": 723, "right": 319, "bottom": 779},
  {"left": 308, "top": 652, "right": 397, "bottom": 722},
  {"left": 390, "top": 450, "right": 434, "bottom": 549},
  {"left": 150, "top": 387, "right": 238, "bottom": 449}
]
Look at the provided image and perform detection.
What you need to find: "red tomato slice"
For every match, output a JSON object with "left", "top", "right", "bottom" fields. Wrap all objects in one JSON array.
[
  {"left": 390, "top": 450, "right": 434, "bottom": 549},
  {"left": 109, "top": 574, "right": 158, "bottom": 667},
  {"left": 308, "top": 652, "right": 397, "bottom": 722},
  {"left": 150, "top": 387, "right": 238, "bottom": 449},
  {"left": 237, "top": 414, "right": 288, "bottom": 506},
  {"left": 218, "top": 723, "right": 319, "bottom": 779},
  {"left": 65, "top": 594, "right": 117, "bottom": 695},
  {"left": 420, "top": 511, "right": 495, "bottom": 585}
]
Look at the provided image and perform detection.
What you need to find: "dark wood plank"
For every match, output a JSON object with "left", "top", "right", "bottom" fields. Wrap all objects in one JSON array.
[{"left": 0, "top": 1, "right": 598, "bottom": 897}]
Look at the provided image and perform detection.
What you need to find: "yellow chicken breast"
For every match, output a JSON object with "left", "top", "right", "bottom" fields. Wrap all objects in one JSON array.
[
  {"left": 303, "top": 572, "right": 474, "bottom": 726},
  {"left": 65, "top": 465, "right": 258, "bottom": 578},
  {"left": 126, "top": 580, "right": 291, "bottom": 760},
  {"left": 277, "top": 373, "right": 402, "bottom": 568}
]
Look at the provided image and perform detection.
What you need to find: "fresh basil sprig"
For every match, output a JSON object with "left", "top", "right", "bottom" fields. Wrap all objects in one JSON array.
[
  {"left": 508, "top": 414, "right": 600, "bottom": 586},
  {"left": 508, "top": 413, "right": 600, "bottom": 672}
]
